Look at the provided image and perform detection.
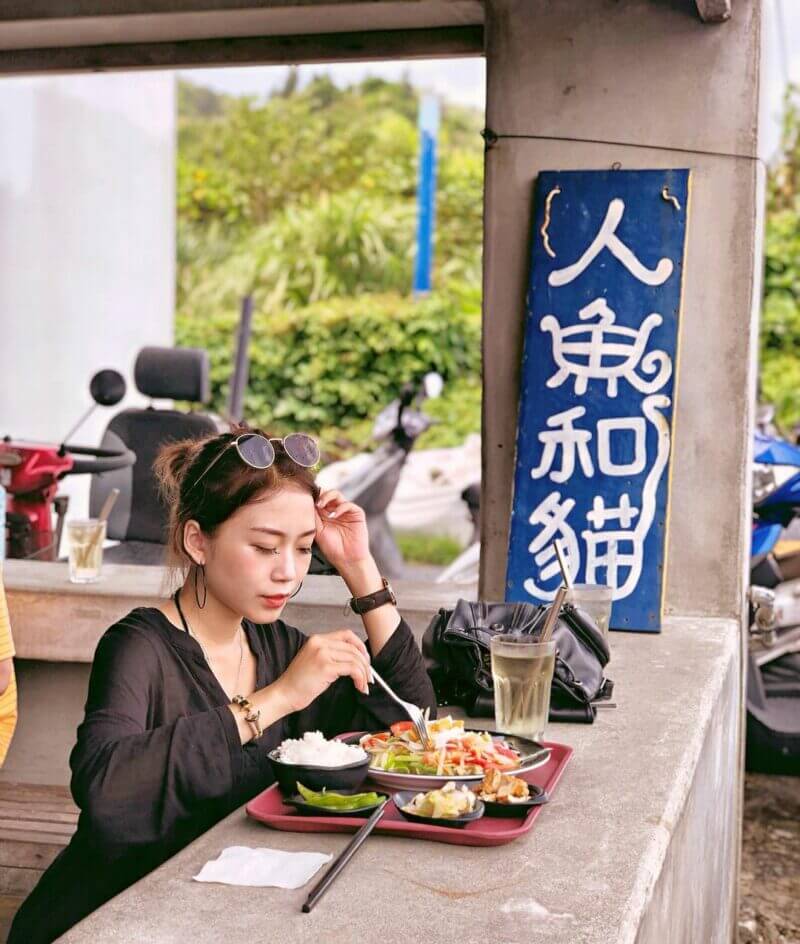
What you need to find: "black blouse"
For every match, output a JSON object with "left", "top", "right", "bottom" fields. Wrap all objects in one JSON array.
[{"left": 9, "top": 607, "right": 436, "bottom": 944}]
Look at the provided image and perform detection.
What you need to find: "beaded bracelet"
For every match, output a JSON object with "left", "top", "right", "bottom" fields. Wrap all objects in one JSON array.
[{"left": 232, "top": 694, "right": 263, "bottom": 739}]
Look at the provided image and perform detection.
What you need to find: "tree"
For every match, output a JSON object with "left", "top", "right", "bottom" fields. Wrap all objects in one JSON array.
[
  {"left": 761, "top": 84, "right": 800, "bottom": 429},
  {"left": 174, "top": 75, "right": 485, "bottom": 454}
]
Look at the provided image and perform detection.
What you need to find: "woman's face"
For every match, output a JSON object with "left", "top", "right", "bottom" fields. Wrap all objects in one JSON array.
[{"left": 202, "top": 486, "right": 317, "bottom": 622}]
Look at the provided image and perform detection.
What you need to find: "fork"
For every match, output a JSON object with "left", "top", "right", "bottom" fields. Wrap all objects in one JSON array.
[{"left": 368, "top": 667, "right": 434, "bottom": 749}]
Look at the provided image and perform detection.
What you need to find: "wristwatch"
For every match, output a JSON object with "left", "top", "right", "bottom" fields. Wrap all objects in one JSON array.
[{"left": 348, "top": 577, "right": 397, "bottom": 614}]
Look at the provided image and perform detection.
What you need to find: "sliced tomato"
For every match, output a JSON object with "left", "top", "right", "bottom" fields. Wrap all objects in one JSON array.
[
  {"left": 466, "top": 755, "right": 487, "bottom": 768},
  {"left": 390, "top": 721, "right": 415, "bottom": 736},
  {"left": 361, "top": 735, "right": 389, "bottom": 749}
]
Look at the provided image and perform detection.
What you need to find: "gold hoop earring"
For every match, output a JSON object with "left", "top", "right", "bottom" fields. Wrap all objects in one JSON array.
[{"left": 193, "top": 564, "right": 208, "bottom": 609}]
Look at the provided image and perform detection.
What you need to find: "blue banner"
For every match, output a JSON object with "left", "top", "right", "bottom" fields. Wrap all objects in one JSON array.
[{"left": 506, "top": 169, "right": 690, "bottom": 632}]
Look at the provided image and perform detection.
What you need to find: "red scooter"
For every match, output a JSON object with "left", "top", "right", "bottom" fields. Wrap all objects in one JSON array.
[{"left": 1, "top": 370, "right": 136, "bottom": 560}]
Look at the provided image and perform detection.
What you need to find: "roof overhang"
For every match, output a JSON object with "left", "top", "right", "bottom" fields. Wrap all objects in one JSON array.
[
  {"left": 0, "top": 2, "right": 484, "bottom": 74},
  {"left": 0, "top": 0, "right": 732, "bottom": 75}
]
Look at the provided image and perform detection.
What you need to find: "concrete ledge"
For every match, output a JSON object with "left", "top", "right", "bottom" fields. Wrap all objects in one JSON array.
[
  {"left": 3, "top": 560, "right": 476, "bottom": 662},
  {"left": 56, "top": 616, "right": 741, "bottom": 944}
]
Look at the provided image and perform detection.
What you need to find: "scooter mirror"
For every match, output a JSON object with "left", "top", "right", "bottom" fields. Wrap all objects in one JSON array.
[
  {"left": 423, "top": 372, "right": 444, "bottom": 400},
  {"left": 90, "top": 369, "right": 126, "bottom": 407}
]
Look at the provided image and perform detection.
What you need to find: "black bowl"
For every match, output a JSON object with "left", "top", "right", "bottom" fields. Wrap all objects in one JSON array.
[
  {"left": 268, "top": 749, "right": 370, "bottom": 796},
  {"left": 285, "top": 789, "right": 389, "bottom": 818},
  {"left": 476, "top": 783, "right": 549, "bottom": 818},
  {"left": 393, "top": 790, "right": 485, "bottom": 829}
]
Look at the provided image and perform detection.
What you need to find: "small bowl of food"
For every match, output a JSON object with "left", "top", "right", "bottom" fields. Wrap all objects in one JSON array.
[
  {"left": 285, "top": 783, "right": 388, "bottom": 818},
  {"left": 474, "top": 769, "right": 549, "bottom": 818},
  {"left": 269, "top": 731, "right": 370, "bottom": 796},
  {"left": 394, "top": 781, "right": 485, "bottom": 829}
]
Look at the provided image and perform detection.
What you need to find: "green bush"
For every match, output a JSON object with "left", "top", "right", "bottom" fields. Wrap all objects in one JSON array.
[
  {"left": 176, "top": 76, "right": 485, "bottom": 457},
  {"left": 761, "top": 86, "right": 800, "bottom": 430},
  {"left": 176, "top": 287, "right": 482, "bottom": 457},
  {"left": 179, "top": 190, "right": 417, "bottom": 318},
  {"left": 396, "top": 531, "right": 463, "bottom": 565}
]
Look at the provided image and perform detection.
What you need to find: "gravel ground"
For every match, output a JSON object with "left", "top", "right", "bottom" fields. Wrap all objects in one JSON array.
[{"left": 739, "top": 773, "right": 800, "bottom": 944}]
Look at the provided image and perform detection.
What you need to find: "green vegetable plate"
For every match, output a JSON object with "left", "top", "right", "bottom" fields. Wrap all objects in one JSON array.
[{"left": 286, "top": 783, "right": 389, "bottom": 818}]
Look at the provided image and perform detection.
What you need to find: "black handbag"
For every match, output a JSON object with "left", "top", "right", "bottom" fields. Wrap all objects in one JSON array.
[{"left": 422, "top": 599, "right": 614, "bottom": 724}]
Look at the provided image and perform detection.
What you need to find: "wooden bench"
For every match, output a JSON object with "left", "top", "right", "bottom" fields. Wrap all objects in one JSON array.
[{"left": 0, "top": 782, "right": 78, "bottom": 942}]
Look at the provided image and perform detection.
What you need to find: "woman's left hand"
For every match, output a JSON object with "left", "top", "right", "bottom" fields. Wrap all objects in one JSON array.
[{"left": 314, "top": 489, "right": 371, "bottom": 569}]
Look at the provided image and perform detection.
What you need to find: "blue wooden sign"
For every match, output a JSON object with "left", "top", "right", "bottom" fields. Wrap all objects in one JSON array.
[{"left": 506, "top": 169, "right": 691, "bottom": 632}]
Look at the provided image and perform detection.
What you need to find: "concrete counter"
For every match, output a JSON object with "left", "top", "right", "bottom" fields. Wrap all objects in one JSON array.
[
  {"left": 3, "top": 560, "right": 476, "bottom": 662},
  {"left": 57, "top": 616, "right": 741, "bottom": 944}
]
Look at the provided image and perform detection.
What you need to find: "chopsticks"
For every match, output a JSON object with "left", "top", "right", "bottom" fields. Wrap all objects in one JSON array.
[{"left": 301, "top": 796, "right": 389, "bottom": 913}]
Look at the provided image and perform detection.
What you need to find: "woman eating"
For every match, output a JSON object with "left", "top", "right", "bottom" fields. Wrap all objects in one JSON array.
[{"left": 10, "top": 427, "right": 436, "bottom": 944}]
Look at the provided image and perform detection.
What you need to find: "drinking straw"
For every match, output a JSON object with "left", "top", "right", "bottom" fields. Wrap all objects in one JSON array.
[
  {"left": 554, "top": 540, "right": 573, "bottom": 590},
  {"left": 540, "top": 585, "right": 567, "bottom": 645},
  {"left": 97, "top": 488, "right": 121, "bottom": 526}
]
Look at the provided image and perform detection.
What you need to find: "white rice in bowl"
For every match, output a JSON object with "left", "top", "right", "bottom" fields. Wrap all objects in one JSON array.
[{"left": 276, "top": 731, "right": 367, "bottom": 767}]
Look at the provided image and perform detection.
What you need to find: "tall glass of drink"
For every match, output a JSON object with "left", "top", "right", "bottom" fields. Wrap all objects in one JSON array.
[
  {"left": 490, "top": 635, "right": 556, "bottom": 740},
  {"left": 564, "top": 583, "right": 613, "bottom": 640},
  {"left": 67, "top": 519, "right": 106, "bottom": 584}
]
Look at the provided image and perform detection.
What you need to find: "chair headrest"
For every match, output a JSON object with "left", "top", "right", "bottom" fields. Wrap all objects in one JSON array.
[{"left": 134, "top": 346, "right": 211, "bottom": 403}]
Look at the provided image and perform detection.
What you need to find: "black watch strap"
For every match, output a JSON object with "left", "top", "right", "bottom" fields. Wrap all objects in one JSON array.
[{"left": 349, "top": 577, "right": 397, "bottom": 614}]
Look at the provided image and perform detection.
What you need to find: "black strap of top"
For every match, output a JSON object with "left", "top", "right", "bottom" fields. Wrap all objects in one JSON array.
[
  {"left": 173, "top": 590, "right": 191, "bottom": 635},
  {"left": 173, "top": 589, "right": 248, "bottom": 640}
]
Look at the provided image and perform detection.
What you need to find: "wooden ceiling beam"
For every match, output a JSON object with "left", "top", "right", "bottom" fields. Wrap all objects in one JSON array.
[{"left": 0, "top": 25, "right": 484, "bottom": 75}]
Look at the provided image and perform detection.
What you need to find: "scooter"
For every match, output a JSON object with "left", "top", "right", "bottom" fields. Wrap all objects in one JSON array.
[
  {"left": 1, "top": 370, "right": 136, "bottom": 560},
  {"left": 435, "top": 482, "right": 481, "bottom": 585},
  {"left": 746, "top": 421, "right": 800, "bottom": 774},
  {"left": 311, "top": 372, "right": 443, "bottom": 579}
]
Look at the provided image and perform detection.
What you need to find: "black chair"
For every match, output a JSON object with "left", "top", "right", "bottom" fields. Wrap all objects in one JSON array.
[{"left": 89, "top": 346, "right": 222, "bottom": 565}]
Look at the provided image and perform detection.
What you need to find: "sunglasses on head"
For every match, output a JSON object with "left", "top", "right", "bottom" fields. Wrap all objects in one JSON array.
[{"left": 187, "top": 433, "right": 320, "bottom": 493}]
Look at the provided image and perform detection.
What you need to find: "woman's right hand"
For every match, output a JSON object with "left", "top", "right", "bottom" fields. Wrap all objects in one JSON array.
[{"left": 272, "top": 630, "right": 372, "bottom": 715}]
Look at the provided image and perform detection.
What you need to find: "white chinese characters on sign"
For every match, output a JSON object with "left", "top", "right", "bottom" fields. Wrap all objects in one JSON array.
[
  {"left": 547, "top": 198, "right": 674, "bottom": 288},
  {"left": 525, "top": 195, "right": 676, "bottom": 603},
  {"left": 523, "top": 491, "right": 580, "bottom": 599},
  {"left": 539, "top": 298, "right": 672, "bottom": 399}
]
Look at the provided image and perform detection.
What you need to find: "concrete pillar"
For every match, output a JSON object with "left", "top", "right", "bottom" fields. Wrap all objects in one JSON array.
[
  {"left": 480, "top": 5, "right": 766, "bottom": 937},
  {"left": 480, "top": 0, "right": 765, "bottom": 623}
]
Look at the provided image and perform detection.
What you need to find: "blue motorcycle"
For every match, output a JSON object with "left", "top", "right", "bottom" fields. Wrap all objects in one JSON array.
[{"left": 747, "top": 425, "right": 800, "bottom": 774}]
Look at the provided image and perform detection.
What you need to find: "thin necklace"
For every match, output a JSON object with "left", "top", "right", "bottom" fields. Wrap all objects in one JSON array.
[{"left": 173, "top": 589, "right": 244, "bottom": 697}]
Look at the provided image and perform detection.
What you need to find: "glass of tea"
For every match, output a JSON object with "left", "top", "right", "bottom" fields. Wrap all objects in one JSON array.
[
  {"left": 67, "top": 519, "right": 106, "bottom": 584},
  {"left": 490, "top": 634, "right": 556, "bottom": 740}
]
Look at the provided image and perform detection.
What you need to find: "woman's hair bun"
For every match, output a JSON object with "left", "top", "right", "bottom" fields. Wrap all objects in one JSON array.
[{"left": 153, "top": 438, "right": 206, "bottom": 504}]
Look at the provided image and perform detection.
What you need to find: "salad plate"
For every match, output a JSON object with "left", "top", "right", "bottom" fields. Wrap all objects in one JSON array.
[{"left": 347, "top": 717, "right": 551, "bottom": 791}]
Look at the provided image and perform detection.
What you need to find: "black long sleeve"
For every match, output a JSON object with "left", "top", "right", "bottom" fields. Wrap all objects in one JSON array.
[
  {"left": 70, "top": 623, "right": 245, "bottom": 856},
  {"left": 9, "top": 606, "right": 436, "bottom": 944}
]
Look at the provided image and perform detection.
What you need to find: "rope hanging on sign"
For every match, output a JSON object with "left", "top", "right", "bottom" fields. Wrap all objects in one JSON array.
[
  {"left": 540, "top": 186, "right": 562, "bottom": 258},
  {"left": 661, "top": 187, "right": 681, "bottom": 211}
]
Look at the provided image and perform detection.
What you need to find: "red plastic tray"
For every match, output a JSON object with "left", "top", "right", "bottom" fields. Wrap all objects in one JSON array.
[{"left": 246, "top": 740, "right": 572, "bottom": 847}]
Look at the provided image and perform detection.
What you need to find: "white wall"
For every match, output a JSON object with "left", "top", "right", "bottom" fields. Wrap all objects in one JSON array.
[{"left": 0, "top": 71, "right": 175, "bottom": 526}]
